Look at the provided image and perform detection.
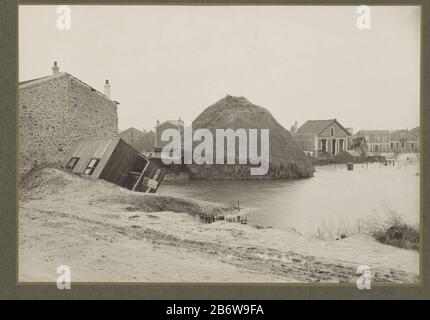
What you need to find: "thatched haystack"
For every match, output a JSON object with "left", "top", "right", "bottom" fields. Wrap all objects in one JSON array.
[{"left": 187, "top": 95, "right": 314, "bottom": 179}]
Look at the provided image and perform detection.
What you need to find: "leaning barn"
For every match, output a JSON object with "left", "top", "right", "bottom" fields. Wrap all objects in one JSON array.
[
  {"left": 65, "top": 138, "right": 165, "bottom": 193},
  {"left": 19, "top": 62, "right": 118, "bottom": 176}
]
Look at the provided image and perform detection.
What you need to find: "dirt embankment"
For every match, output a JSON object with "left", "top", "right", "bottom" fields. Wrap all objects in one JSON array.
[
  {"left": 19, "top": 167, "right": 419, "bottom": 283},
  {"left": 20, "top": 165, "right": 232, "bottom": 217}
]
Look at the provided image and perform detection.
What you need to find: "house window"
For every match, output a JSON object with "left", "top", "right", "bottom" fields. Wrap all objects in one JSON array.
[
  {"left": 390, "top": 142, "right": 394, "bottom": 149},
  {"left": 66, "top": 157, "right": 79, "bottom": 171},
  {"left": 83, "top": 158, "right": 100, "bottom": 176},
  {"left": 330, "top": 127, "right": 334, "bottom": 137},
  {"left": 401, "top": 142, "right": 405, "bottom": 148},
  {"left": 411, "top": 142, "right": 415, "bottom": 149}
]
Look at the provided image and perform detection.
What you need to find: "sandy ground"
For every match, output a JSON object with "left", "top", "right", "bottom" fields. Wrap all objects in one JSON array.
[{"left": 19, "top": 168, "right": 419, "bottom": 283}]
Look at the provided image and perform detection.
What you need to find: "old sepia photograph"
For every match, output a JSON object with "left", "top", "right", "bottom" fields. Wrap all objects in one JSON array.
[{"left": 18, "top": 4, "right": 420, "bottom": 285}]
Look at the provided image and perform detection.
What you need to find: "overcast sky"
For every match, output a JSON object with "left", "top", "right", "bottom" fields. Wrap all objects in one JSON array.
[{"left": 19, "top": 5, "right": 420, "bottom": 132}]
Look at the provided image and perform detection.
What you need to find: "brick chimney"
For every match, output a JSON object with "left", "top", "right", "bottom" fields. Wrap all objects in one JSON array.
[
  {"left": 52, "top": 61, "right": 59, "bottom": 75},
  {"left": 104, "top": 79, "right": 111, "bottom": 99}
]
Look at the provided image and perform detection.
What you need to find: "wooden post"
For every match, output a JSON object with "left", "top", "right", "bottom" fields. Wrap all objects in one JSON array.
[
  {"left": 132, "top": 157, "right": 150, "bottom": 191},
  {"left": 237, "top": 200, "right": 240, "bottom": 212}
]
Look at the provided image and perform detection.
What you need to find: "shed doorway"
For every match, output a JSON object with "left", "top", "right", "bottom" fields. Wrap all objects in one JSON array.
[{"left": 122, "top": 156, "right": 149, "bottom": 190}]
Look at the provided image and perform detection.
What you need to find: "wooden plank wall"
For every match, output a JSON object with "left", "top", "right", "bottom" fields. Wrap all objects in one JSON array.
[
  {"left": 99, "top": 139, "right": 146, "bottom": 186},
  {"left": 65, "top": 138, "right": 118, "bottom": 179}
]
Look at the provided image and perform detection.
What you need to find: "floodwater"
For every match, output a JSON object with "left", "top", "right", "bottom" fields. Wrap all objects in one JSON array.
[{"left": 158, "top": 157, "right": 420, "bottom": 239}]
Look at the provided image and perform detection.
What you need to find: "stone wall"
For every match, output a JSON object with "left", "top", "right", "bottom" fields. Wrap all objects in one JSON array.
[{"left": 19, "top": 74, "right": 118, "bottom": 176}]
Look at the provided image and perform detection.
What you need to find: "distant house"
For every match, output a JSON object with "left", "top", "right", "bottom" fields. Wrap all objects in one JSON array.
[
  {"left": 355, "top": 130, "right": 390, "bottom": 153},
  {"left": 154, "top": 119, "right": 184, "bottom": 151},
  {"left": 296, "top": 119, "right": 352, "bottom": 157},
  {"left": 19, "top": 61, "right": 119, "bottom": 176},
  {"left": 64, "top": 138, "right": 165, "bottom": 193},
  {"left": 389, "top": 129, "right": 419, "bottom": 153},
  {"left": 140, "top": 130, "right": 156, "bottom": 152},
  {"left": 119, "top": 127, "right": 147, "bottom": 151},
  {"left": 119, "top": 127, "right": 156, "bottom": 153},
  {"left": 410, "top": 126, "right": 420, "bottom": 138}
]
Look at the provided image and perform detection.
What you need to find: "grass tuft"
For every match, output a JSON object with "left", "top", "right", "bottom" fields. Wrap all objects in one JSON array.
[{"left": 369, "top": 212, "right": 419, "bottom": 250}]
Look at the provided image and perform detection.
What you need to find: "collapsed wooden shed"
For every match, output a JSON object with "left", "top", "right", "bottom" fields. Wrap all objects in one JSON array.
[{"left": 64, "top": 138, "right": 165, "bottom": 193}]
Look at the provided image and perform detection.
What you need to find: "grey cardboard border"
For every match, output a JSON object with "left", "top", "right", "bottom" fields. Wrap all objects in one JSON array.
[{"left": 0, "top": 0, "right": 428, "bottom": 299}]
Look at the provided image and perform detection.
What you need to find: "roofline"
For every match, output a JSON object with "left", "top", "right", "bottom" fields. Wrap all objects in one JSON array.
[
  {"left": 409, "top": 131, "right": 419, "bottom": 138},
  {"left": 72, "top": 137, "right": 150, "bottom": 160},
  {"left": 304, "top": 119, "right": 351, "bottom": 136},
  {"left": 120, "top": 126, "right": 144, "bottom": 133},
  {"left": 117, "top": 138, "right": 150, "bottom": 160},
  {"left": 19, "top": 75, "right": 53, "bottom": 86},
  {"left": 19, "top": 72, "right": 120, "bottom": 105},
  {"left": 329, "top": 119, "right": 351, "bottom": 136},
  {"left": 297, "top": 119, "right": 322, "bottom": 134},
  {"left": 19, "top": 73, "right": 66, "bottom": 88},
  {"left": 75, "top": 137, "right": 120, "bottom": 141},
  {"left": 156, "top": 120, "right": 185, "bottom": 128}
]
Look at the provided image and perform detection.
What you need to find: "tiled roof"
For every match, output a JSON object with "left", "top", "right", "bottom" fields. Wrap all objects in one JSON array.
[
  {"left": 292, "top": 132, "right": 318, "bottom": 137},
  {"left": 297, "top": 119, "right": 351, "bottom": 136},
  {"left": 297, "top": 119, "right": 334, "bottom": 135}
]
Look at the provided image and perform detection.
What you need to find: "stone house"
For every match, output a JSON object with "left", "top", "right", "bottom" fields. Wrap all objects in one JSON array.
[
  {"left": 296, "top": 119, "right": 352, "bottom": 157},
  {"left": 355, "top": 130, "right": 390, "bottom": 153},
  {"left": 19, "top": 62, "right": 119, "bottom": 175}
]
